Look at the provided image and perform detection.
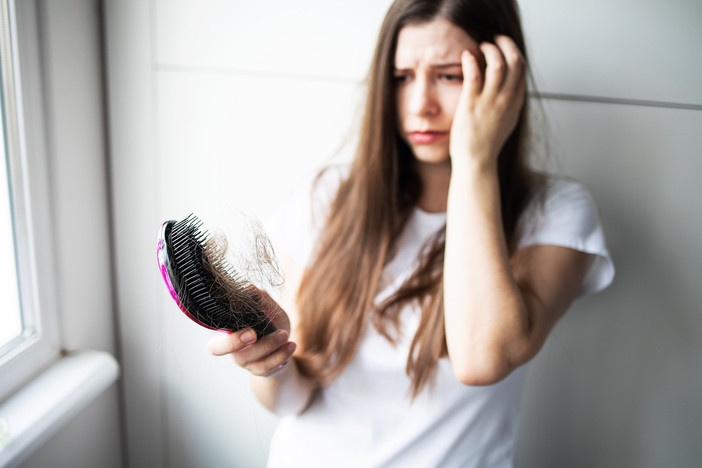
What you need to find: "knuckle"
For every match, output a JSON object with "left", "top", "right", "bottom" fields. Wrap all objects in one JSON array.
[
  {"left": 233, "top": 345, "right": 259, "bottom": 366},
  {"left": 464, "top": 52, "right": 479, "bottom": 66},
  {"left": 232, "top": 353, "right": 250, "bottom": 368},
  {"left": 253, "top": 354, "right": 282, "bottom": 377},
  {"left": 248, "top": 362, "right": 267, "bottom": 376}
]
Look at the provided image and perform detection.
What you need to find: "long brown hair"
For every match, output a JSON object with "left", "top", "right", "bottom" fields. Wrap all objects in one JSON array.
[{"left": 295, "top": 0, "right": 541, "bottom": 397}]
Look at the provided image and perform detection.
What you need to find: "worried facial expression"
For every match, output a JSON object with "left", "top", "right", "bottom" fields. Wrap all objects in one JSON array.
[{"left": 394, "top": 18, "right": 480, "bottom": 165}]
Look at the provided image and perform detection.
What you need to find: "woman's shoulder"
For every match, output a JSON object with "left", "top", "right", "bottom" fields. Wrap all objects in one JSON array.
[
  {"left": 296, "top": 163, "right": 348, "bottom": 228},
  {"left": 275, "top": 164, "right": 349, "bottom": 219},
  {"left": 518, "top": 174, "right": 615, "bottom": 296},
  {"left": 531, "top": 174, "right": 594, "bottom": 206},
  {"left": 523, "top": 174, "right": 598, "bottom": 226},
  {"left": 309, "top": 164, "right": 350, "bottom": 204},
  {"left": 265, "top": 164, "right": 349, "bottom": 266}
]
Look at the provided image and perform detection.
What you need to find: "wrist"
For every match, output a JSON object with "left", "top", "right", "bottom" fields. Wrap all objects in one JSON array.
[
  {"left": 450, "top": 154, "right": 498, "bottom": 178},
  {"left": 251, "top": 357, "right": 316, "bottom": 416}
]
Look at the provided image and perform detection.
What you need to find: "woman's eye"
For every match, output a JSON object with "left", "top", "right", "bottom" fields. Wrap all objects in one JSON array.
[
  {"left": 439, "top": 74, "right": 463, "bottom": 82},
  {"left": 393, "top": 74, "right": 411, "bottom": 83}
]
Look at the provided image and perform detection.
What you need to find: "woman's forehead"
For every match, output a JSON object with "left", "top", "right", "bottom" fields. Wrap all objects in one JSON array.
[{"left": 394, "top": 18, "right": 478, "bottom": 66}]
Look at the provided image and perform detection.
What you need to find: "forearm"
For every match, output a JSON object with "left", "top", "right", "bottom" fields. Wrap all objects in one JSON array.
[
  {"left": 444, "top": 159, "right": 530, "bottom": 384},
  {"left": 440, "top": 37, "right": 588, "bottom": 385},
  {"left": 251, "top": 358, "right": 318, "bottom": 416}
]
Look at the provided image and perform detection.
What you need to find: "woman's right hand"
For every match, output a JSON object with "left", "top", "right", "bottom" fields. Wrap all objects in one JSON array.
[{"left": 207, "top": 288, "right": 297, "bottom": 377}]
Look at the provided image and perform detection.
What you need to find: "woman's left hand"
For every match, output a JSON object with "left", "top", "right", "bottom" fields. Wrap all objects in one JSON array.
[{"left": 449, "top": 35, "right": 527, "bottom": 166}]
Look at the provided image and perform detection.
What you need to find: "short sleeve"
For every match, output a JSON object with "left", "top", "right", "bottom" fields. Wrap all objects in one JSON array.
[
  {"left": 265, "top": 165, "right": 347, "bottom": 269},
  {"left": 517, "top": 178, "right": 615, "bottom": 297}
]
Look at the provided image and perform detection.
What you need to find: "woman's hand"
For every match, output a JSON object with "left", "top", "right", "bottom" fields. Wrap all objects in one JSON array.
[
  {"left": 207, "top": 287, "right": 296, "bottom": 377},
  {"left": 449, "top": 35, "right": 527, "bottom": 166}
]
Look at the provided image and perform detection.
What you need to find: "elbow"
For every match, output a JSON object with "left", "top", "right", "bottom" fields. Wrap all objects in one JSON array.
[
  {"left": 451, "top": 345, "right": 535, "bottom": 386},
  {"left": 452, "top": 359, "right": 512, "bottom": 386}
]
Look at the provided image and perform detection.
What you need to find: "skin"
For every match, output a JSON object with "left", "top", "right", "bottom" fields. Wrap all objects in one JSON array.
[
  {"left": 417, "top": 20, "right": 591, "bottom": 384},
  {"left": 208, "top": 17, "right": 592, "bottom": 412},
  {"left": 208, "top": 280, "right": 312, "bottom": 415}
]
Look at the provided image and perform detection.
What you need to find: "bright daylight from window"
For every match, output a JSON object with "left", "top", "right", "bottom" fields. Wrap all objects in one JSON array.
[{"left": 0, "top": 104, "right": 22, "bottom": 351}]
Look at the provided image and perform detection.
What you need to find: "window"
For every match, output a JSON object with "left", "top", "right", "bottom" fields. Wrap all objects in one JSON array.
[
  {"left": 0, "top": 1, "right": 119, "bottom": 462},
  {"left": 0, "top": 103, "right": 23, "bottom": 351},
  {"left": 0, "top": 0, "right": 61, "bottom": 403}
]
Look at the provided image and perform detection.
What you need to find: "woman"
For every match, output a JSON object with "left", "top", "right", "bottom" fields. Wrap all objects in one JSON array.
[{"left": 209, "top": 0, "right": 614, "bottom": 466}]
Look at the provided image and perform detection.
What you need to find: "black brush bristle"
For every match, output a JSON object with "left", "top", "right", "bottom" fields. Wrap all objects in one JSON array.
[{"left": 162, "top": 214, "right": 275, "bottom": 336}]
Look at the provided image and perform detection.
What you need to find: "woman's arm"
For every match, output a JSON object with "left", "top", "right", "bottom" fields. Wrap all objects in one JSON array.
[
  {"left": 208, "top": 324, "right": 316, "bottom": 415},
  {"left": 444, "top": 36, "right": 591, "bottom": 386},
  {"left": 208, "top": 257, "right": 318, "bottom": 415}
]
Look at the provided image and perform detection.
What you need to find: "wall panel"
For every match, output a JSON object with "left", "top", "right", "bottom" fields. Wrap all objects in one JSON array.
[
  {"left": 518, "top": 0, "right": 702, "bottom": 105},
  {"left": 154, "top": 0, "right": 394, "bottom": 81},
  {"left": 155, "top": 70, "right": 362, "bottom": 222}
]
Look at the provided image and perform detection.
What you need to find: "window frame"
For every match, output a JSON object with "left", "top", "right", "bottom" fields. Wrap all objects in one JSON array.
[{"left": 0, "top": 0, "right": 62, "bottom": 403}]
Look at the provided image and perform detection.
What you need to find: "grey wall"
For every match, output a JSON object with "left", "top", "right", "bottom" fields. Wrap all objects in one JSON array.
[
  {"left": 516, "top": 101, "right": 702, "bottom": 467},
  {"left": 514, "top": 2, "right": 702, "bottom": 466},
  {"left": 104, "top": 1, "right": 702, "bottom": 467}
]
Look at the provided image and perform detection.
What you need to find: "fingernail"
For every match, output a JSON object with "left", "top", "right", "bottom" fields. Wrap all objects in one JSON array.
[{"left": 241, "top": 331, "right": 256, "bottom": 343}]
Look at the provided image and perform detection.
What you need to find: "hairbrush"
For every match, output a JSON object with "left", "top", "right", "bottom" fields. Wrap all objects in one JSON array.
[{"left": 157, "top": 214, "right": 275, "bottom": 336}]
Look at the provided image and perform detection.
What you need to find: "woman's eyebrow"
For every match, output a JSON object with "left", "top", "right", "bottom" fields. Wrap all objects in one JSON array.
[
  {"left": 433, "top": 62, "right": 462, "bottom": 69},
  {"left": 393, "top": 62, "right": 462, "bottom": 71}
]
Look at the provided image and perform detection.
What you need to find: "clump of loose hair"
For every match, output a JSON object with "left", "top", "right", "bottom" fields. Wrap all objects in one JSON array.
[
  {"left": 201, "top": 220, "right": 283, "bottom": 335},
  {"left": 203, "top": 235, "right": 259, "bottom": 315}
]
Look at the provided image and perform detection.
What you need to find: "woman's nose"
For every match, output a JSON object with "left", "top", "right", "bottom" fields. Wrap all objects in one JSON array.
[{"left": 409, "top": 78, "right": 439, "bottom": 117}]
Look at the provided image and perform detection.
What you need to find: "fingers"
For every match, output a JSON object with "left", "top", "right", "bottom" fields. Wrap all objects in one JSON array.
[
  {"left": 231, "top": 328, "right": 287, "bottom": 366},
  {"left": 208, "top": 329, "right": 256, "bottom": 356},
  {"left": 451, "top": 36, "right": 525, "bottom": 162},
  {"left": 208, "top": 327, "right": 297, "bottom": 377},
  {"left": 235, "top": 329, "right": 296, "bottom": 377},
  {"left": 255, "top": 339, "right": 297, "bottom": 377},
  {"left": 480, "top": 35, "right": 526, "bottom": 100},
  {"left": 480, "top": 41, "right": 506, "bottom": 98},
  {"left": 494, "top": 35, "right": 526, "bottom": 100},
  {"left": 460, "top": 50, "right": 483, "bottom": 100},
  {"left": 207, "top": 286, "right": 295, "bottom": 377}
]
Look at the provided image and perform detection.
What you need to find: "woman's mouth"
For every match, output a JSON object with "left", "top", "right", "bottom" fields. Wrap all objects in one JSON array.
[{"left": 408, "top": 131, "right": 448, "bottom": 144}]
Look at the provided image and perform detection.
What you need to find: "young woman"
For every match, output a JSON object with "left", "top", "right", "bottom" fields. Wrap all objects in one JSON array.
[{"left": 209, "top": 0, "right": 614, "bottom": 466}]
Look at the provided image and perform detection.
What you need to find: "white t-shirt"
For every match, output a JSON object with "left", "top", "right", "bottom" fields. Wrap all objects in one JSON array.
[{"left": 265, "top": 166, "right": 614, "bottom": 468}]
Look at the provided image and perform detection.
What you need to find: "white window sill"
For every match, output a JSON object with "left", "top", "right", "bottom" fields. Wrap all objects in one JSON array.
[{"left": 0, "top": 350, "right": 119, "bottom": 468}]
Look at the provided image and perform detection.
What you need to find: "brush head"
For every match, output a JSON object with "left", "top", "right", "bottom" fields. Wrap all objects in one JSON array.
[{"left": 157, "top": 214, "right": 275, "bottom": 336}]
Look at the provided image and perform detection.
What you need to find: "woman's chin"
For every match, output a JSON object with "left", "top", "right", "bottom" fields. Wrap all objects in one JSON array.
[{"left": 413, "top": 152, "right": 451, "bottom": 166}]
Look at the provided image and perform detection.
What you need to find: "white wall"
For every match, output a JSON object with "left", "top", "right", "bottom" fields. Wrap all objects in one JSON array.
[{"left": 105, "top": 1, "right": 702, "bottom": 467}]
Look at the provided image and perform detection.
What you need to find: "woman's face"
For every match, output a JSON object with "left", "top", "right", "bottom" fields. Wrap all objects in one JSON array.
[{"left": 394, "top": 18, "right": 480, "bottom": 165}]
